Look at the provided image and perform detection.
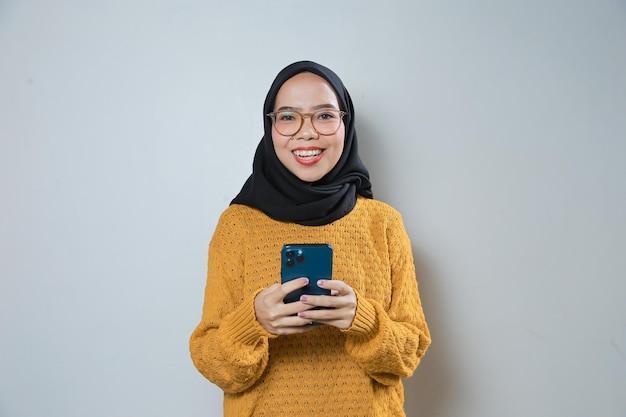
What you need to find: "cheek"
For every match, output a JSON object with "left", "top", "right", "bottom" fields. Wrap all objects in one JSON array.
[
  {"left": 271, "top": 126, "right": 291, "bottom": 145},
  {"left": 271, "top": 128, "right": 284, "bottom": 151},
  {"left": 271, "top": 128, "right": 292, "bottom": 165},
  {"left": 333, "top": 126, "right": 346, "bottom": 155}
]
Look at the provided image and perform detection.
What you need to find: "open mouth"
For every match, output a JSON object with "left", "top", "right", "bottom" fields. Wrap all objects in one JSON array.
[{"left": 292, "top": 149, "right": 323, "bottom": 158}]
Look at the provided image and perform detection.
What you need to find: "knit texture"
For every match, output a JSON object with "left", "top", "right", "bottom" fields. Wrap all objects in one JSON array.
[{"left": 190, "top": 197, "right": 431, "bottom": 417}]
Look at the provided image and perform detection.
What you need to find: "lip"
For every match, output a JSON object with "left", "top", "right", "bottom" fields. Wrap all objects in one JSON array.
[{"left": 291, "top": 147, "right": 325, "bottom": 166}]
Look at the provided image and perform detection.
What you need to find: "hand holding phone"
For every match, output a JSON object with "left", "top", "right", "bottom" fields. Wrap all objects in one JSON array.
[{"left": 281, "top": 244, "right": 333, "bottom": 304}]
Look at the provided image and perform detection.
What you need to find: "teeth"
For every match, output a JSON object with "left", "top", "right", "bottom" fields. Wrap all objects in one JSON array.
[{"left": 293, "top": 149, "right": 322, "bottom": 157}]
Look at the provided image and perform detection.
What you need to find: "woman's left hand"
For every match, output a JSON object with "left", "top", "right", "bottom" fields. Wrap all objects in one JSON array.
[{"left": 297, "top": 280, "right": 357, "bottom": 330}]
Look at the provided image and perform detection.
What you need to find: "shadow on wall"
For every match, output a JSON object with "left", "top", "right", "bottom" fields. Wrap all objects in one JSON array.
[
  {"left": 356, "top": 116, "right": 457, "bottom": 417},
  {"left": 356, "top": 118, "right": 455, "bottom": 416},
  {"left": 403, "top": 252, "right": 454, "bottom": 417}
]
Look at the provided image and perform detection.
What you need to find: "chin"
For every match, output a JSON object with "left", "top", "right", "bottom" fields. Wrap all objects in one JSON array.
[
  {"left": 294, "top": 171, "right": 326, "bottom": 183},
  {"left": 297, "top": 175, "right": 323, "bottom": 183}
]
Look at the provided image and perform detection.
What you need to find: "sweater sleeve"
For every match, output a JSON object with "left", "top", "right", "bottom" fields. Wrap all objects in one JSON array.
[
  {"left": 342, "top": 209, "right": 431, "bottom": 386},
  {"left": 189, "top": 209, "right": 276, "bottom": 394}
]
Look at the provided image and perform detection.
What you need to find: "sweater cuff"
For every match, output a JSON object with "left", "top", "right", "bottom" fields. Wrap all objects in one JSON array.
[
  {"left": 342, "top": 291, "right": 379, "bottom": 338},
  {"left": 220, "top": 292, "right": 277, "bottom": 345}
]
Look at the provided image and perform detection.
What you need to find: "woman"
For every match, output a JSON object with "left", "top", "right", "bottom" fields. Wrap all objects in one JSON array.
[{"left": 190, "top": 61, "right": 430, "bottom": 417}]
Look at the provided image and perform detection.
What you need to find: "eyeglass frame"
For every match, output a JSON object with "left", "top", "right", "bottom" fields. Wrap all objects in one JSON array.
[{"left": 266, "top": 109, "right": 347, "bottom": 136}]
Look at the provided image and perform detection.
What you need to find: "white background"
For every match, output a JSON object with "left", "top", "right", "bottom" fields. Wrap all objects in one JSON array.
[{"left": 1, "top": 1, "right": 625, "bottom": 416}]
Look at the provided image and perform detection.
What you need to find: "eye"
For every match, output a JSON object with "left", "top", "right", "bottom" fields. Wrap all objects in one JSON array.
[
  {"left": 315, "top": 111, "right": 338, "bottom": 121},
  {"left": 278, "top": 112, "right": 297, "bottom": 122},
  {"left": 276, "top": 111, "right": 302, "bottom": 123}
]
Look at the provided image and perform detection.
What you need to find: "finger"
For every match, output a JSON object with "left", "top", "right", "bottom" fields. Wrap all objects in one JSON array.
[
  {"left": 283, "top": 300, "right": 317, "bottom": 316},
  {"left": 318, "top": 280, "right": 356, "bottom": 299},
  {"left": 268, "top": 277, "right": 309, "bottom": 303},
  {"left": 300, "top": 293, "right": 328, "bottom": 305},
  {"left": 282, "top": 277, "right": 309, "bottom": 293},
  {"left": 298, "top": 307, "right": 354, "bottom": 330},
  {"left": 300, "top": 294, "right": 337, "bottom": 308},
  {"left": 297, "top": 308, "right": 339, "bottom": 323},
  {"left": 269, "top": 314, "right": 320, "bottom": 335},
  {"left": 285, "top": 314, "right": 318, "bottom": 327},
  {"left": 317, "top": 279, "right": 350, "bottom": 294}
]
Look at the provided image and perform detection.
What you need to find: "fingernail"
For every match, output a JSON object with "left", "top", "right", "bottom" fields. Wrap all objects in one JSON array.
[
  {"left": 300, "top": 295, "right": 308, "bottom": 302},
  {"left": 318, "top": 280, "right": 325, "bottom": 287},
  {"left": 301, "top": 277, "right": 309, "bottom": 284}
]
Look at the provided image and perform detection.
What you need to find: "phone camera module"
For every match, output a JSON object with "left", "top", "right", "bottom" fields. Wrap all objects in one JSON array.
[{"left": 285, "top": 248, "right": 305, "bottom": 267}]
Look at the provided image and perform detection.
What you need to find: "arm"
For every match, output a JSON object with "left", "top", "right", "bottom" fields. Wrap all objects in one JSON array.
[
  {"left": 189, "top": 210, "right": 275, "bottom": 394},
  {"left": 342, "top": 210, "right": 431, "bottom": 386}
]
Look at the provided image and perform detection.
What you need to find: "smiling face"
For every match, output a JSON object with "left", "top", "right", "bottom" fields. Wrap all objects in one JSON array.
[{"left": 271, "top": 72, "right": 345, "bottom": 183}]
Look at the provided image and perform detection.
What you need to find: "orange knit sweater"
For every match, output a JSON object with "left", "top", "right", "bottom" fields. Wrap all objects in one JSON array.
[{"left": 190, "top": 197, "right": 430, "bottom": 417}]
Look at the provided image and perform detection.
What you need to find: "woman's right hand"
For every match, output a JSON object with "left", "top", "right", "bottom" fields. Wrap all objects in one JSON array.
[{"left": 254, "top": 278, "right": 317, "bottom": 335}]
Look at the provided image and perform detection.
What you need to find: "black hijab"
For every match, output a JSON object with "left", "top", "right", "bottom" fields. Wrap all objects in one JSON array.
[{"left": 230, "top": 61, "right": 373, "bottom": 226}]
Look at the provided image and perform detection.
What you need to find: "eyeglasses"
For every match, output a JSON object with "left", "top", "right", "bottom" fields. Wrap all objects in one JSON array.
[{"left": 267, "top": 109, "right": 346, "bottom": 136}]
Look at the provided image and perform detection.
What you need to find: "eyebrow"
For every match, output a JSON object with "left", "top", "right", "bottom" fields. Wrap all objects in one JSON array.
[{"left": 275, "top": 103, "right": 339, "bottom": 112}]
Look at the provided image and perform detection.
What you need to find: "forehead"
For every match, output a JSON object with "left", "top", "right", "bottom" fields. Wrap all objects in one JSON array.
[{"left": 274, "top": 72, "right": 339, "bottom": 109}]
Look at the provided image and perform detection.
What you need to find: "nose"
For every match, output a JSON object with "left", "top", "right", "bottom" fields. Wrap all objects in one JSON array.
[{"left": 295, "top": 115, "right": 319, "bottom": 140}]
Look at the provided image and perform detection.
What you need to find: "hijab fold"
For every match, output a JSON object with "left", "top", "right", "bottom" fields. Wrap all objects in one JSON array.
[{"left": 231, "top": 61, "right": 372, "bottom": 226}]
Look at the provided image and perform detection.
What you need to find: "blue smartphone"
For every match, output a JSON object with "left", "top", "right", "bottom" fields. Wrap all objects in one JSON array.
[{"left": 281, "top": 243, "right": 333, "bottom": 304}]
